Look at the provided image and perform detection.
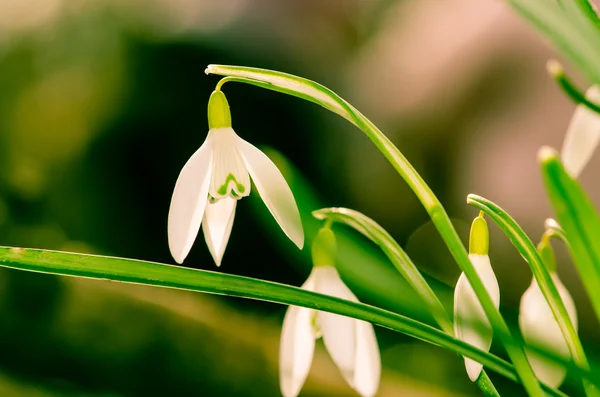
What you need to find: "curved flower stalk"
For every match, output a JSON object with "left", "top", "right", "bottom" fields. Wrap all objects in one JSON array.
[
  {"left": 206, "top": 65, "right": 545, "bottom": 395},
  {"left": 279, "top": 227, "right": 380, "bottom": 397},
  {"left": 560, "top": 84, "right": 600, "bottom": 177},
  {"left": 520, "top": 236, "right": 578, "bottom": 388},
  {"left": 454, "top": 213, "right": 500, "bottom": 382},
  {"left": 167, "top": 89, "right": 304, "bottom": 265}
]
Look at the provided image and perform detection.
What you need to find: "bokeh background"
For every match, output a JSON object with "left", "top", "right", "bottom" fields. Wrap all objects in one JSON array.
[{"left": 0, "top": 0, "right": 598, "bottom": 396}]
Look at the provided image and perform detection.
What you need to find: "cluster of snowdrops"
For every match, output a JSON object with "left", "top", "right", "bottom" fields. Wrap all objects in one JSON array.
[{"left": 164, "top": 64, "right": 600, "bottom": 397}]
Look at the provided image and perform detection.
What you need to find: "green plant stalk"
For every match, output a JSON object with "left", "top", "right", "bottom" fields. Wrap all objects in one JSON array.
[
  {"left": 506, "top": 0, "right": 600, "bottom": 85},
  {"left": 313, "top": 207, "right": 453, "bottom": 333},
  {"left": 540, "top": 148, "right": 600, "bottom": 317},
  {"left": 0, "top": 246, "right": 573, "bottom": 396},
  {"left": 467, "top": 193, "right": 596, "bottom": 396},
  {"left": 547, "top": 60, "right": 600, "bottom": 114},
  {"left": 205, "top": 65, "right": 543, "bottom": 396},
  {"left": 477, "top": 371, "right": 501, "bottom": 397},
  {"left": 544, "top": 218, "right": 569, "bottom": 245}
]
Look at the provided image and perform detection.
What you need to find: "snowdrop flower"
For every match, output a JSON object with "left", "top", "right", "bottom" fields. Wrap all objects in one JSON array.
[
  {"left": 561, "top": 85, "right": 600, "bottom": 177},
  {"left": 279, "top": 227, "right": 380, "bottom": 397},
  {"left": 168, "top": 89, "right": 304, "bottom": 265},
  {"left": 454, "top": 213, "right": 500, "bottom": 382},
  {"left": 519, "top": 238, "right": 578, "bottom": 388}
]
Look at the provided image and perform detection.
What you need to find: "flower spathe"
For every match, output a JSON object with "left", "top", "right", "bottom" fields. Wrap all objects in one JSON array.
[
  {"left": 279, "top": 228, "right": 380, "bottom": 397},
  {"left": 168, "top": 90, "right": 304, "bottom": 265},
  {"left": 561, "top": 85, "right": 600, "bottom": 177},
  {"left": 519, "top": 274, "right": 578, "bottom": 388},
  {"left": 454, "top": 214, "right": 500, "bottom": 382}
]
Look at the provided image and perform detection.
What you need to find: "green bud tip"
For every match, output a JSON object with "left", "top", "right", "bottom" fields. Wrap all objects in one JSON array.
[
  {"left": 207, "top": 90, "right": 232, "bottom": 129},
  {"left": 537, "top": 234, "right": 557, "bottom": 273},
  {"left": 469, "top": 212, "right": 489, "bottom": 255},
  {"left": 311, "top": 227, "right": 337, "bottom": 268}
]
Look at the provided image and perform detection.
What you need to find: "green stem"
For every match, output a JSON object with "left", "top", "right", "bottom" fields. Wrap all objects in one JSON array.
[
  {"left": 547, "top": 60, "right": 600, "bottom": 114},
  {"left": 476, "top": 371, "right": 501, "bottom": 397},
  {"left": 313, "top": 207, "right": 453, "bottom": 334},
  {"left": 544, "top": 218, "right": 569, "bottom": 245},
  {"left": 0, "top": 246, "right": 574, "bottom": 395},
  {"left": 206, "top": 65, "right": 543, "bottom": 396}
]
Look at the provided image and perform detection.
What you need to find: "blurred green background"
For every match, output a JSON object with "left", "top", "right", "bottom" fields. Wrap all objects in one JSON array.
[{"left": 0, "top": 0, "right": 598, "bottom": 396}]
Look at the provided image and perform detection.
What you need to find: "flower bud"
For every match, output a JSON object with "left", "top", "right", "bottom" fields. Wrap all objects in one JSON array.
[
  {"left": 454, "top": 213, "right": 499, "bottom": 382},
  {"left": 519, "top": 241, "right": 577, "bottom": 388}
]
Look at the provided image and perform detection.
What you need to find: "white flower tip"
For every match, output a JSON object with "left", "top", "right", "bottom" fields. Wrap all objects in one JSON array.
[
  {"left": 538, "top": 146, "right": 558, "bottom": 164},
  {"left": 205, "top": 65, "right": 215, "bottom": 75},
  {"left": 546, "top": 59, "right": 564, "bottom": 77},
  {"left": 561, "top": 85, "right": 600, "bottom": 177},
  {"left": 280, "top": 374, "right": 302, "bottom": 397},
  {"left": 170, "top": 249, "right": 186, "bottom": 264},
  {"left": 465, "top": 358, "right": 483, "bottom": 382},
  {"left": 168, "top": 226, "right": 193, "bottom": 264},
  {"left": 290, "top": 226, "right": 305, "bottom": 250}
]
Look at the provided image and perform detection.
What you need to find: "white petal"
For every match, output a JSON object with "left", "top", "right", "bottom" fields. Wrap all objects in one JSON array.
[
  {"left": 454, "top": 254, "right": 500, "bottom": 382},
  {"left": 353, "top": 320, "right": 381, "bottom": 397},
  {"left": 561, "top": 85, "right": 600, "bottom": 177},
  {"left": 279, "top": 273, "right": 318, "bottom": 397},
  {"left": 202, "top": 197, "right": 237, "bottom": 266},
  {"left": 208, "top": 127, "right": 251, "bottom": 200},
  {"left": 519, "top": 275, "right": 577, "bottom": 388},
  {"left": 314, "top": 266, "right": 381, "bottom": 396},
  {"left": 167, "top": 139, "right": 213, "bottom": 264},
  {"left": 235, "top": 137, "right": 304, "bottom": 249}
]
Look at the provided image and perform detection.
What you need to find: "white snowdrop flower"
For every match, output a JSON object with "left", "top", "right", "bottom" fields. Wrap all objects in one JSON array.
[
  {"left": 561, "top": 85, "right": 600, "bottom": 177},
  {"left": 519, "top": 239, "right": 577, "bottom": 388},
  {"left": 168, "top": 89, "right": 304, "bottom": 265},
  {"left": 454, "top": 213, "right": 500, "bottom": 382},
  {"left": 279, "top": 228, "right": 380, "bottom": 397}
]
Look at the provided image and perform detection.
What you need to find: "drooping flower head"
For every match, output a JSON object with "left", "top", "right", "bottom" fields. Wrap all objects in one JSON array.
[
  {"left": 168, "top": 88, "right": 304, "bottom": 265},
  {"left": 454, "top": 212, "right": 500, "bottom": 382},
  {"left": 519, "top": 235, "right": 578, "bottom": 388},
  {"left": 279, "top": 227, "right": 381, "bottom": 397}
]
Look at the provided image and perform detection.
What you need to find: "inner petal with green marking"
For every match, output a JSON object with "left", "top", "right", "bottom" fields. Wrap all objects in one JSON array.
[{"left": 208, "top": 127, "right": 251, "bottom": 200}]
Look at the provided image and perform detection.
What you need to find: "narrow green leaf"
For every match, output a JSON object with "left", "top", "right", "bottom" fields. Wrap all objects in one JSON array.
[
  {"left": 206, "top": 65, "right": 543, "bottom": 395},
  {"left": 313, "top": 207, "right": 453, "bottom": 334},
  {"left": 467, "top": 193, "right": 596, "bottom": 396},
  {"left": 539, "top": 147, "right": 600, "bottom": 321},
  {"left": 0, "top": 246, "right": 576, "bottom": 395},
  {"left": 476, "top": 371, "right": 501, "bottom": 397},
  {"left": 506, "top": 0, "right": 600, "bottom": 85},
  {"left": 254, "top": 147, "right": 451, "bottom": 325}
]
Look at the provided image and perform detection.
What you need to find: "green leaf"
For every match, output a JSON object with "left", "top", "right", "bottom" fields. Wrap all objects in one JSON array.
[
  {"left": 506, "top": 0, "right": 600, "bottom": 85},
  {"left": 539, "top": 147, "right": 600, "bottom": 321},
  {"left": 467, "top": 192, "right": 596, "bottom": 396},
  {"left": 206, "top": 64, "right": 543, "bottom": 395},
  {"left": 0, "top": 246, "right": 575, "bottom": 395},
  {"left": 314, "top": 208, "right": 503, "bottom": 397},
  {"left": 253, "top": 147, "right": 451, "bottom": 326},
  {"left": 313, "top": 207, "right": 453, "bottom": 334}
]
